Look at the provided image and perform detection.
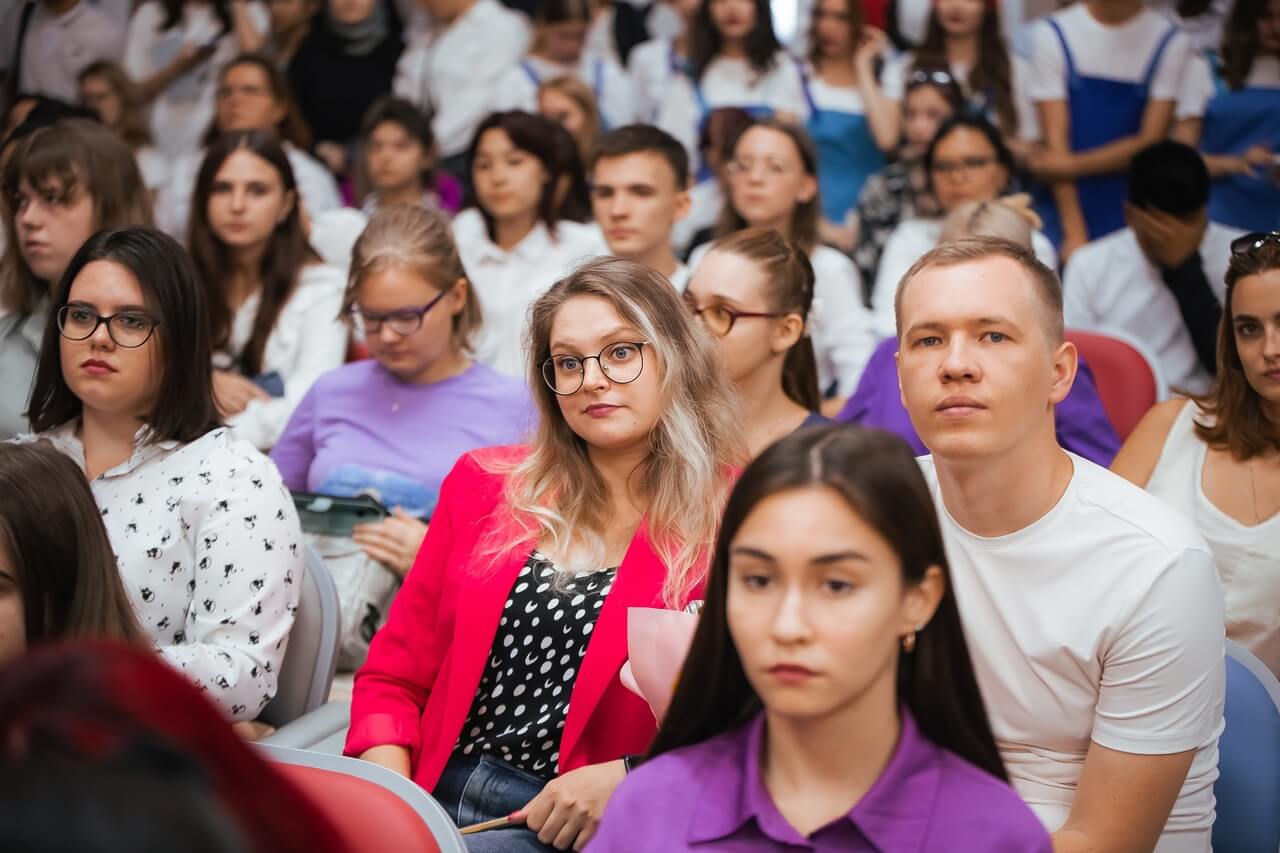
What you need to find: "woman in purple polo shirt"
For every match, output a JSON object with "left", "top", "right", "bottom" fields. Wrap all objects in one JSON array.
[{"left": 588, "top": 426, "right": 1050, "bottom": 852}]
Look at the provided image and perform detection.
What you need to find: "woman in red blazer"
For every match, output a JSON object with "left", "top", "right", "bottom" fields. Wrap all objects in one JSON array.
[{"left": 346, "top": 257, "right": 746, "bottom": 851}]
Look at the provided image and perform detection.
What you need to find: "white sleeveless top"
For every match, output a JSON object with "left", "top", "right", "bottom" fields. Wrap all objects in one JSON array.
[{"left": 1146, "top": 400, "right": 1280, "bottom": 676}]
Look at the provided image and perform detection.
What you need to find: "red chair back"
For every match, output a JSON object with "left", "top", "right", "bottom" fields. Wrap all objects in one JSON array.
[
  {"left": 275, "top": 763, "right": 442, "bottom": 853},
  {"left": 1066, "top": 329, "right": 1161, "bottom": 440},
  {"left": 347, "top": 340, "right": 371, "bottom": 362}
]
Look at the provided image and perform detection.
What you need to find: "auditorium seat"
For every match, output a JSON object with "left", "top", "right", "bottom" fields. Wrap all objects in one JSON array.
[
  {"left": 1065, "top": 328, "right": 1166, "bottom": 440},
  {"left": 1213, "top": 640, "right": 1280, "bottom": 853}
]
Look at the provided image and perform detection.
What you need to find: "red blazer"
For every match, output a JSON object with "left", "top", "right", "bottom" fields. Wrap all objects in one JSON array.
[{"left": 344, "top": 446, "right": 703, "bottom": 791}]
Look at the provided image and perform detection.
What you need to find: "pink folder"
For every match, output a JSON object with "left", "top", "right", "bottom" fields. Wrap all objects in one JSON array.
[{"left": 620, "top": 607, "right": 699, "bottom": 722}]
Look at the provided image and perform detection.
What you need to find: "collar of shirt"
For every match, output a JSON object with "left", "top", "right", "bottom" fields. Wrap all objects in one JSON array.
[
  {"left": 687, "top": 708, "right": 942, "bottom": 851},
  {"left": 42, "top": 420, "right": 184, "bottom": 480},
  {"left": 468, "top": 220, "right": 556, "bottom": 266},
  {"left": 18, "top": 300, "right": 48, "bottom": 350}
]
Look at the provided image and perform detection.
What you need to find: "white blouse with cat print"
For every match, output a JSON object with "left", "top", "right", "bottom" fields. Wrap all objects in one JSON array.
[{"left": 21, "top": 424, "right": 303, "bottom": 721}]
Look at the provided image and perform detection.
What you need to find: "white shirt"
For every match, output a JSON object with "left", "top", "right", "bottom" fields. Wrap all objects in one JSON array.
[
  {"left": 1150, "top": 0, "right": 1231, "bottom": 54},
  {"left": 393, "top": 0, "right": 532, "bottom": 157},
  {"left": 881, "top": 50, "right": 1041, "bottom": 141},
  {"left": 920, "top": 453, "right": 1225, "bottom": 852},
  {"left": 155, "top": 143, "right": 343, "bottom": 242},
  {"left": 124, "top": 0, "right": 269, "bottom": 161},
  {"left": 1146, "top": 400, "right": 1280, "bottom": 677},
  {"left": 493, "top": 53, "right": 637, "bottom": 131},
  {"left": 689, "top": 241, "right": 875, "bottom": 396},
  {"left": 0, "top": 0, "right": 125, "bottom": 103},
  {"left": 1062, "top": 223, "right": 1241, "bottom": 395},
  {"left": 656, "top": 52, "right": 810, "bottom": 176},
  {"left": 1027, "top": 5, "right": 1190, "bottom": 104},
  {"left": 216, "top": 263, "right": 348, "bottom": 450},
  {"left": 135, "top": 145, "right": 170, "bottom": 195},
  {"left": 871, "top": 217, "right": 1058, "bottom": 339},
  {"left": 628, "top": 37, "right": 680, "bottom": 124},
  {"left": 453, "top": 209, "right": 608, "bottom": 376},
  {"left": 22, "top": 424, "right": 304, "bottom": 722},
  {"left": 668, "top": 262, "right": 690, "bottom": 292}
]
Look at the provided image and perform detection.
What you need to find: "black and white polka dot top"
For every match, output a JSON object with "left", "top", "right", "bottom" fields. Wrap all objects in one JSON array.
[{"left": 453, "top": 551, "right": 616, "bottom": 779}]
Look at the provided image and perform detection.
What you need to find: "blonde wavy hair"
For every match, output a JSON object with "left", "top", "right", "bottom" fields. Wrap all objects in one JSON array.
[{"left": 483, "top": 257, "right": 747, "bottom": 606}]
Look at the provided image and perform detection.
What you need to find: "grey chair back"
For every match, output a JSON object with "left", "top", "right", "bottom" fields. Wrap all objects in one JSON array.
[{"left": 259, "top": 547, "right": 341, "bottom": 728}]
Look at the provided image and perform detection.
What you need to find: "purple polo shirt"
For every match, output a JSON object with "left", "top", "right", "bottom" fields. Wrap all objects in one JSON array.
[
  {"left": 588, "top": 710, "right": 1051, "bottom": 852},
  {"left": 837, "top": 339, "right": 1122, "bottom": 466}
]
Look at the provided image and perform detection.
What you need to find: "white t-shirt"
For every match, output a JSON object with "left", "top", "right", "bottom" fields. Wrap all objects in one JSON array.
[
  {"left": 0, "top": 0, "right": 125, "bottom": 103},
  {"left": 882, "top": 50, "right": 1041, "bottom": 141},
  {"left": 1062, "top": 223, "right": 1241, "bottom": 395},
  {"left": 628, "top": 37, "right": 680, "bottom": 124},
  {"left": 453, "top": 209, "right": 609, "bottom": 377},
  {"left": 1027, "top": 5, "right": 1190, "bottom": 104},
  {"left": 124, "top": 0, "right": 269, "bottom": 161},
  {"left": 689, "top": 241, "right": 874, "bottom": 395},
  {"left": 656, "top": 52, "right": 810, "bottom": 175},
  {"left": 920, "top": 453, "right": 1225, "bottom": 852},
  {"left": 1178, "top": 53, "right": 1280, "bottom": 121},
  {"left": 135, "top": 145, "right": 170, "bottom": 194},
  {"left": 215, "top": 263, "right": 348, "bottom": 450},
  {"left": 871, "top": 217, "right": 1058, "bottom": 339},
  {"left": 492, "top": 53, "right": 637, "bottom": 132},
  {"left": 1150, "top": 0, "right": 1230, "bottom": 54},
  {"left": 1146, "top": 399, "right": 1280, "bottom": 677},
  {"left": 392, "top": 0, "right": 532, "bottom": 157}
]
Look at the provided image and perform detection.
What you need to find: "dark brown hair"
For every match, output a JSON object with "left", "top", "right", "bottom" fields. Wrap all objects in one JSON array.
[
  {"left": 895, "top": 236, "right": 1063, "bottom": 341},
  {"left": 77, "top": 62, "right": 153, "bottom": 150},
  {"left": 1193, "top": 240, "right": 1280, "bottom": 458},
  {"left": 188, "top": 130, "right": 320, "bottom": 376},
  {"left": 27, "top": 227, "right": 222, "bottom": 442},
  {"left": 690, "top": 0, "right": 783, "bottom": 81},
  {"left": 915, "top": 0, "right": 1017, "bottom": 136},
  {"left": 356, "top": 95, "right": 436, "bottom": 200},
  {"left": 590, "top": 124, "right": 690, "bottom": 190},
  {"left": 805, "top": 0, "right": 865, "bottom": 67},
  {"left": 650, "top": 425, "right": 1010, "bottom": 784},
  {"left": 1221, "top": 0, "right": 1275, "bottom": 90},
  {"left": 716, "top": 118, "right": 821, "bottom": 252},
  {"left": 1, "top": 120, "right": 153, "bottom": 315},
  {"left": 0, "top": 442, "right": 145, "bottom": 648},
  {"left": 204, "top": 53, "right": 313, "bottom": 150},
  {"left": 468, "top": 111, "right": 570, "bottom": 241},
  {"left": 343, "top": 205, "right": 483, "bottom": 352},
  {"left": 707, "top": 228, "right": 820, "bottom": 410}
]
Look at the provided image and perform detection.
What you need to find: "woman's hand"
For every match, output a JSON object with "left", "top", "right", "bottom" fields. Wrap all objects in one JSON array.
[
  {"left": 213, "top": 370, "right": 268, "bottom": 417},
  {"left": 515, "top": 759, "right": 626, "bottom": 851},
  {"left": 231, "top": 720, "right": 276, "bottom": 741},
  {"left": 853, "top": 26, "right": 888, "bottom": 71},
  {"left": 352, "top": 509, "right": 429, "bottom": 579}
]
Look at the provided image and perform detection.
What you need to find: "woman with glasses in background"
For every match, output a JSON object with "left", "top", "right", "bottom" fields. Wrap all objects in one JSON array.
[
  {"left": 18, "top": 227, "right": 302, "bottom": 726},
  {"left": 272, "top": 206, "right": 533, "bottom": 667},
  {"left": 685, "top": 228, "right": 829, "bottom": 458},
  {"left": 868, "top": 113, "right": 1056, "bottom": 338},
  {"left": 1113, "top": 231, "right": 1280, "bottom": 677},
  {"left": 347, "top": 256, "right": 745, "bottom": 852}
]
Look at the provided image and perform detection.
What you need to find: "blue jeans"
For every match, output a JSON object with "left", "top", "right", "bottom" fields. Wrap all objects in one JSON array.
[{"left": 435, "top": 753, "right": 555, "bottom": 852}]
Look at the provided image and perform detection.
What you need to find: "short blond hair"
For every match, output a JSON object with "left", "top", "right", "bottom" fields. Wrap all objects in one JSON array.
[{"left": 895, "top": 236, "right": 1064, "bottom": 342}]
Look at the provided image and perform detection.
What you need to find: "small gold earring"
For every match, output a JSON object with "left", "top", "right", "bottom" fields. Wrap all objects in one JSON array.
[{"left": 902, "top": 622, "right": 925, "bottom": 653}]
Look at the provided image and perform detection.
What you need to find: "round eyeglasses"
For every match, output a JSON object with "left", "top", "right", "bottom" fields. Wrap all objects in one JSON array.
[
  {"left": 348, "top": 284, "right": 455, "bottom": 337},
  {"left": 686, "top": 302, "right": 783, "bottom": 337},
  {"left": 57, "top": 304, "right": 160, "bottom": 348},
  {"left": 541, "top": 341, "right": 649, "bottom": 396}
]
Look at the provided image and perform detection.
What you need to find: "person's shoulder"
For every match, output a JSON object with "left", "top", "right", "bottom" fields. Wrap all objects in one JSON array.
[
  {"left": 180, "top": 427, "right": 284, "bottom": 481},
  {"left": 308, "top": 358, "right": 381, "bottom": 396},
  {"left": 1069, "top": 453, "right": 1213, "bottom": 557},
  {"left": 128, "top": 0, "right": 164, "bottom": 26},
  {"left": 629, "top": 38, "right": 668, "bottom": 65},
  {"left": 296, "top": 262, "right": 347, "bottom": 296},
  {"left": 470, "top": 0, "right": 527, "bottom": 31},
  {"left": 1065, "top": 227, "right": 1134, "bottom": 274},
  {"left": 610, "top": 731, "right": 743, "bottom": 814},
  {"left": 451, "top": 208, "right": 486, "bottom": 244},
  {"left": 462, "top": 361, "right": 532, "bottom": 398},
  {"left": 931, "top": 752, "right": 1052, "bottom": 850}
]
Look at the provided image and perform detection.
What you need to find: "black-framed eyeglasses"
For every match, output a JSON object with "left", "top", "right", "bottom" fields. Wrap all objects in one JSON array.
[
  {"left": 932, "top": 155, "right": 997, "bottom": 176},
  {"left": 1231, "top": 231, "right": 1280, "bottom": 256},
  {"left": 57, "top": 304, "right": 160, "bottom": 348},
  {"left": 686, "top": 302, "right": 783, "bottom": 338},
  {"left": 348, "top": 285, "right": 454, "bottom": 337},
  {"left": 541, "top": 341, "right": 649, "bottom": 396}
]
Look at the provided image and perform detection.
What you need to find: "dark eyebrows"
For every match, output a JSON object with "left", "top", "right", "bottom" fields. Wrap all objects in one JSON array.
[{"left": 729, "top": 546, "right": 869, "bottom": 564}]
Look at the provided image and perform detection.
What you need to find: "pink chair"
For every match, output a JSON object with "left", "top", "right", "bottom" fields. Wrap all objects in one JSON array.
[{"left": 1066, "top": 328, "right": 1167, "bottom": 440}]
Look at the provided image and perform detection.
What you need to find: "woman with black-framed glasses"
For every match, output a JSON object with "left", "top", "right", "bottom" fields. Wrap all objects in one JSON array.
[
  {"left": 685, "top": 228, "right": 830, "bottom": 457},
  {"left": 15, "top": 226, "right": 304, "bottom": 728},
  {"left": 271, "top": 206, "right": 534, "bottom": 667},
  {"left": 347, "top": 256, "right": 746, "bottom": 852}
]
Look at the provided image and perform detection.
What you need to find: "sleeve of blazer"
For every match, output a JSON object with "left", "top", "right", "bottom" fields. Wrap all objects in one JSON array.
[{"left": 344, "top": 453, "right": 475, "bottom": 757}]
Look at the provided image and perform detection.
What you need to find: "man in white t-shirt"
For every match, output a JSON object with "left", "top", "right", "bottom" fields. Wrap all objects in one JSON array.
[
  {"left": 895, "top": 237, "right": 1225, "bottom": 853},
  {"left": 392, "top": 0, "right": 531, "bottom": 179},
  {"left": 589, "top": 124, "right": 692, "bottom": 291},
  {"left": 0, "top": 0, "right": 125, "bottom": 104},
  {"left": 1064, "top": 141, "right": 1244, "bottom": 395}
]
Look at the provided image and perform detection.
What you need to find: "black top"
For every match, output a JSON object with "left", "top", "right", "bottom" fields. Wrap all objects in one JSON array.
[
  {"left": 453, "top": 552, "right": 616, "bottom": 779},
  {"left": 286, "top": 10, "right": 403, "bottom": 148}
]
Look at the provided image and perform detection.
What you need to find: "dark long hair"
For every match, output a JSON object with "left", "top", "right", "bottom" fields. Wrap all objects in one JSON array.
[
  {"left": 203, "top": 53, "right": 313, "bottom": 149},
  {"left": 160, "top": 0, "right": 232, "bottom": 34},
  {"left": 188, "top": 130, "right": 320, "bottom": 376},
  {"left": 1193, "top": 239, "right": 1280, "bottom": 458},
  {"left": 915, "top": 0, "right": 1016, "bottom": 136},
  {"left": 356, "top": 95, "right": 436, "bottom": 200},
  {"left": 467, "top": 111, "right": 568, "bottom": 242},
  {"left": 709, "top": 228, "right": 820, "bottom": 410},
  {"left": 716, "top": 118, "right": 821, "bottom": 253},
  {"left": 806, "top": 0, "right": 865, "bottom": 67},
  {"left": 27, "top": 228, "right": 222, "bottom": 442},
  {"left": 690, "top": 0, "right": 783, "bottom": 82},
  {"left": 1221, "top": 0, "right": 1274, "bottom": 90},
  {"left": 77, "top": 62, "right": 153, "bottom": 149},
  {"left": 0, "top": 443, "right": 145, "bottom": 649},
  {"left": 649, "top": 426, "right": 1009, "bottom": 784}
]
